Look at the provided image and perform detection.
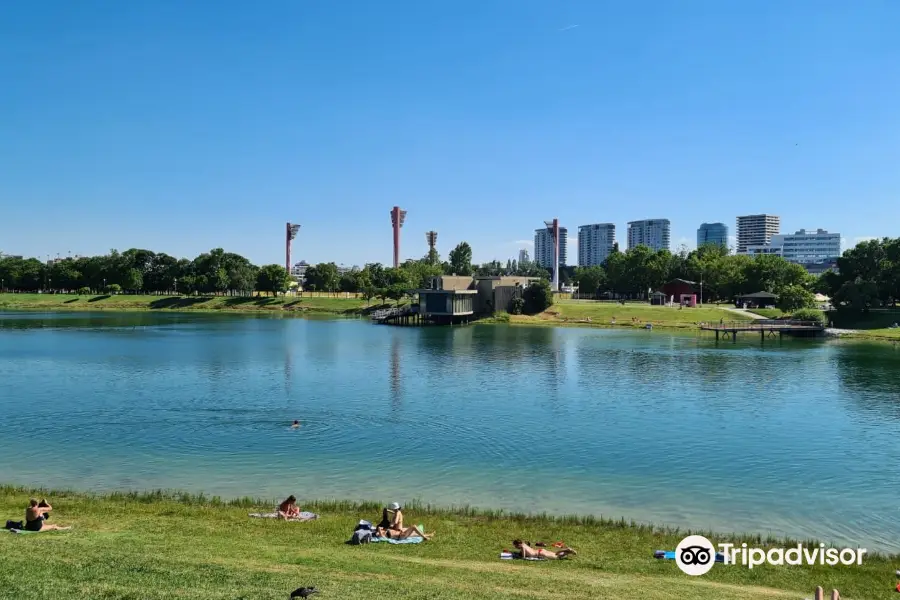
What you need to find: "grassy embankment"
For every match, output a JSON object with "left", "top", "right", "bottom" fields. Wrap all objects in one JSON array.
[
  {"left": 828, "top": 310, "right": 900, "bottom": 340},
  {"left": 0, "top": 293, "right": 372, "bottom": 315},
  {"left": 0, "top": 486, "right": 891, "bottom": 600},
  {"left": 4, "top": 293, "right": 899, "bottom": 339},
  {"left": 507, "top": 299, "right": 753, "bottom": 330}
]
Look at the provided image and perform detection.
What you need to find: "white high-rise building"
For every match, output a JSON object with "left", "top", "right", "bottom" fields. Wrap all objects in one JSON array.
[
  {"left": 290, "top": 260, "right": 310, "bottom": 281},
  {"left": 736, "top": 214, "right": 780, "bottom": 253},
  {"left": 518, "top": 248, "right": 530, "bottom": 264},
  {"left": 770, "top": 229, "right": 841, "bottom": 264},
  {"left": 626, "top": 219, "right": 670, "bottom": 252},
  {"left": 578, "top": 223, "right": 616, "bottom": 266},
  {"left": 534, "top": 226, "right": 568, "bottom": 269}
]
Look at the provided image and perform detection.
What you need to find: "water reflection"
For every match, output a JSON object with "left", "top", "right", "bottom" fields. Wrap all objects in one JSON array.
[{"left": 390, "top": 332, "right": 402, "bottom": 409}]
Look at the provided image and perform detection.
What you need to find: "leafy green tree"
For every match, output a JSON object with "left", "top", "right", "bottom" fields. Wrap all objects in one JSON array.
[
  {"left": 425, "top": 247, "right": 440, "bottom": 265},
  {"left": 777, "top": 285, "right": 815, "bottom": 312},
  {"left": 225, "top": 256, "right": 257, "bottom": 296},
  {"left": 49, "top": 259, "right": 82, "bottom": 291},
  {"left": 256, "top": 264, "right": 291, "bottom": 296},
  {"left": 791, "top": 308, "right": 826, "bottom": 324},
  {"left": 447, "top": 242, "right": 473, "bottom": 276},
  {"left": 523, "top": 280, "right": 553, "bottom": 314},
  {"left": 400, "top": 259, "right": 441, "bottom": 289},
  {"left": 572, "top": 266, "right": 605, "bottom": 296},
  {"left": 122, "top": 268, "right": 143, "bottom": 293},
  {"left": 833, "top": 278, "right": 880, "bottom": 312}
]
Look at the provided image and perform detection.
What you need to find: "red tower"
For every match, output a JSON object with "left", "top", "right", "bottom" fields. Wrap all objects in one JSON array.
[
  {"left": 390, "top": 206, "right": 407, "bottom": 268},
  {"left": 285, "top": 222, "right": 300, "bottom": 274},
  {"left": 543, "top": 218, "right": 560, "bottom": 291}
]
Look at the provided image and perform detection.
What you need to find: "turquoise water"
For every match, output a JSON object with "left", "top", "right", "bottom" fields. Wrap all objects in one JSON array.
[{"left": 1, "top": 311, "right": 899, "bottom": 551}]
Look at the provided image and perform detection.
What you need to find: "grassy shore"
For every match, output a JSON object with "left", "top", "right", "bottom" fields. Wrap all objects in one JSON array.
[
  {"left": 0, "top": 487, "right": 891, "bottom": 600},
  {"left": 0, "top": 293, "right": 371, "bottom": 315},
  {"left": 510, "top": 300, "right": 752, "bottom": 330}
]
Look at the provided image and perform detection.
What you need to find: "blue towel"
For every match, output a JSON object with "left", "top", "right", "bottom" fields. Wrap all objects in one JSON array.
[{"left": 371, "top": 536, "right": 423, "bottom": 544}]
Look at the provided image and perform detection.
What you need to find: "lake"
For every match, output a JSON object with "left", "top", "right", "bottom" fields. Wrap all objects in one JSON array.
[{"left": 1, "top": 311, "right": 898, "bottom": 551}]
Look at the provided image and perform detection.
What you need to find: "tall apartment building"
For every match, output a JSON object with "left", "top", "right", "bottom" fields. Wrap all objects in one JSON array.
[
  {"left": 578, "top": 223, "right": 616, "bottom": 266},
  {"left": 534, "top": 226, "right": 568, "bottom": 268},
  {"left": 697, "top": 222, "right": 729, "bottom": 248},
  {"left": 736, "top": 214, "right": 780, "bottom": 253},
  {"left": 627, "top": 219, "right": 670, "bottom": 252},
  {"left": 518, "top": 248, "right": 530, "bottom": 264}
]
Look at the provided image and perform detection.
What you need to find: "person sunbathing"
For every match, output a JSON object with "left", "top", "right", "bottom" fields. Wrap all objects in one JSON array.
[
  {"left": 377, "top": 503, "right": 433, "bottom": 540},
  {"left": 277, "top": 495, "right": 301, "bottom": 520},
  {"left": 512, "top": 539, "right": 576, "bottom": 559},
  {"left": 25, "top": 499, "right": 71, "bottom": 532}
]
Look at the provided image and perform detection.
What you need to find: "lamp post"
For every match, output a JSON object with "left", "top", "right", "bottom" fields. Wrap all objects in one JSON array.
[
  {"left": 103, "top": 278, "right": 106, "bottom": 293},
  {"left": 700, "top": 266, "right": 704, "bottom": 306},
  {"left": 174, "top": 278, "right": 178, "bottom": 295}
]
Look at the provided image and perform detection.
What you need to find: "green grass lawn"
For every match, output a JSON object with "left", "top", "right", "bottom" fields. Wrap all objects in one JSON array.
[
  {"left": 0, "top": 293, "right": 372, "bottom": 314},
  {"left": 0, "top": 487, "right": 890, "bottom": 600},
  {"left": 512, "top": 300, "right": 752, "bottom": 329}
]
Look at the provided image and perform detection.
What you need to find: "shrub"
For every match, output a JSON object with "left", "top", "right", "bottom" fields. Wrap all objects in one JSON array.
[
  {"left": 791, "top": 308, "right": 826, "bottom": 324},
  {"left": 777, "top": 285, "right": 815, "bottom": 312},
  {"left": 107, "top": 283, "right": 122, "bottom": 294},
  {"left": 522, "top": 280, "right": 553, "bottom": 314},
  {"left": 77, "top": 287, "right": 91, "bottom": 295},
  {"left": 510, "top": 297, "right": 525, "bottom": 315}
]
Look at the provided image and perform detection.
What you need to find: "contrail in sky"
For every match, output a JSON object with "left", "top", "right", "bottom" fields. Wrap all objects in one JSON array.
[{"left": 558, "top": 25, "right": 579, "bottom": 32}]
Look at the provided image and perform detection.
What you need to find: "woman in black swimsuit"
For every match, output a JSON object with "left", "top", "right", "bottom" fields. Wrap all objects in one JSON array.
[{"left": 25, "top": 499, "right": 71, "bottom": 532}]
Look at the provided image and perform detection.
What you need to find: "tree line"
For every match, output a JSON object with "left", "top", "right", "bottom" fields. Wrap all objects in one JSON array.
[
  {"left": 3, "top": 237, "right": 897, "bottom": 314},
  {"left": 0, "top": 248, "right": 292, "bottom": 296},
  {"left": 568, "top": 238, "right": 900, "bottom": 313},
  {"left": 0, "top": 241, "right": 545, "bottom": 300}
]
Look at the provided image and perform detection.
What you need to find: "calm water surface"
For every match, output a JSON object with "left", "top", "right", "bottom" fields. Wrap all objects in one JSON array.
[{"left": 1, "top": 311, "right": 899, "bottom": 551}]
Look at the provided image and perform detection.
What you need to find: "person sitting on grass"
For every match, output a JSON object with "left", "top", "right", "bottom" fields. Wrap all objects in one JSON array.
[
  {"left": 375, "top": 503, "right": 433, "bottom": 540},
  {"left": 277, "top": 495, "right": 301, "bottom": 520},
  {"left": 512, "top": 539, "right": 576, "bottom": 559},
  {"left": 25, "top": 499, "right": 71, "bottom": 532}
]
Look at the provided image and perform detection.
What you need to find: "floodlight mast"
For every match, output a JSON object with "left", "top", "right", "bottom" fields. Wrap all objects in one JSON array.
[
  {"left": 391, "top": 207, "right": 407, "bottom": 268},
  {"left": 286, "top": 222, "right": 301, "bottom": 274}
]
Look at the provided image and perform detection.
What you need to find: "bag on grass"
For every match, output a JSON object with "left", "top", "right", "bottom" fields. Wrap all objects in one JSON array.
[{"left": 349, "top": 529, "right": 372, "bottom": 545}]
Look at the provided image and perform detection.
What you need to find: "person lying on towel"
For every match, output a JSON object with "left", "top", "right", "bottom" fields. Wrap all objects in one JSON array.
[
  {"left": 375, "top": 503, "right": 433, "bottom": 540},
  {"left": 513, "top": 539, "right": 576, "bottom": 559},
  {"left": 25, "top": 499, "right": 71, "bottom": 532}
]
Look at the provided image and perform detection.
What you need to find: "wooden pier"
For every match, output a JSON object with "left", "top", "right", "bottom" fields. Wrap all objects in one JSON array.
[
  {"left": 371, "top": 305, "right": 422, "bottom": 326},
  {"left": 700, "top": 319, "right": 825, "bottom": 341}
]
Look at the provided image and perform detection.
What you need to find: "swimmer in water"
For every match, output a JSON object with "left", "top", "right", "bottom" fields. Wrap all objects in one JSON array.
[{"left": 291, "top": 420, "right": 300, "bottom": 428}]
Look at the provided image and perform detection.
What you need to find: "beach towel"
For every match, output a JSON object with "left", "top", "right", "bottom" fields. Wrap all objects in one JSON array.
[
  {"left": 500, "top": 552, "right": 544, "bottom": 561},
  {"left": 7, "top": 528, "right": 69, "bottom": 535},
  {"left": 371, "top": 536, "right": 424, "bottom": 544},
  {"left": 249, "top": 511, "right": 318, "bottom": 522}
]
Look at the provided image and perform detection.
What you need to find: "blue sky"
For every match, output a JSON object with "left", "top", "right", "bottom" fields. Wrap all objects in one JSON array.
[{"left": 1, "top": 1, "right": 898, "bottom": 267}]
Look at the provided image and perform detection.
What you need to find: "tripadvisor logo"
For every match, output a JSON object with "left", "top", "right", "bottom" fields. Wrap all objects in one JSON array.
[
  {"left": 674, "top": 535, "right": 867, "bottom": 576},
  {"left": 675, "top": 535, "right": 717, "bottom": 576}
]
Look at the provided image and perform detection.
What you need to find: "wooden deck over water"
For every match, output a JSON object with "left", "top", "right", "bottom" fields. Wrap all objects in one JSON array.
[{"left": 700, "top": 319, "right": 825, "bottom": 340}]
